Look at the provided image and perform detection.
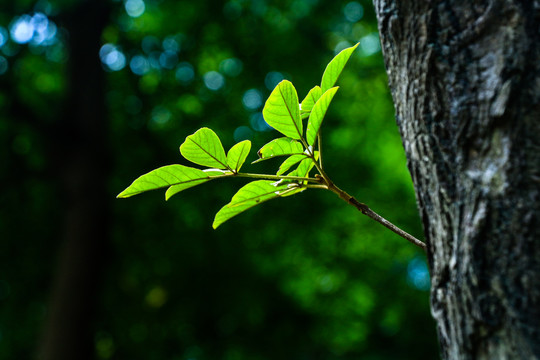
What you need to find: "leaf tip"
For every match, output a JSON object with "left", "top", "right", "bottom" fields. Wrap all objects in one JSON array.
[{"left": 116, "top": 190, "right": 129, "bottom": 199}]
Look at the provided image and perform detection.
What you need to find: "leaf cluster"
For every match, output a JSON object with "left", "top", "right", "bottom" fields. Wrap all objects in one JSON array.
[{"left": 118, "top": 44, "right": 359, "bottom": 229}]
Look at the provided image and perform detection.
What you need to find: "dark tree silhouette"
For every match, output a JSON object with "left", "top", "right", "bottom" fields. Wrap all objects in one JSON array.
[{"left": 37, "top": 1, "right": 110, "bottom": 359}]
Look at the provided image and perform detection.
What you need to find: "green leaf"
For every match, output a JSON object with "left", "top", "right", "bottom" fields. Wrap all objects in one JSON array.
[
  {"left": 253, "top": 137, "right": 304, "bottom": 163},
  {"left": 165, "top": 169, "right": 230, "bottom": 200},
  {"left": 262, "top": 80, "right": 302, "bottom": 140},
  {"left": 227, "top": 140, "right": 251, "bottom": 172},
  {"left": 289, "top": 152, "right": 318, "bottom": 178},
  {"left": 276, "top": 154, "right": 307, "bottom": 175},
  {"left": 321, "top": 43, "right": 359, "bottom": 93},
  {"left": 180, "top": 127, "right": 229, "bottom": 169},
  {"left": 212, "top": 180, "right": 297, "bottom": 229},
  {"left": 117, "top": 165, "right": 227, "bottom": 199},
  {"left": 300, "top": 86, "right": 322, "bottom": 113},
  {"left": 306, "top": 87, "right": 339, "bottom": 146}
]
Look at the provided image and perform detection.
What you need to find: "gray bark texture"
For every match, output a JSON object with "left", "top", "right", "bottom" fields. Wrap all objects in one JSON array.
[{"left": 373, "top": 1, "right": 540, "bottom": 359}]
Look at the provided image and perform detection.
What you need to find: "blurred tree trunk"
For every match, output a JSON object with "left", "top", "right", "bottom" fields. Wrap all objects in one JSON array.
[
  {"left": 38, "top": 1, "right": 110, "bottom": 359},
  {"left": 373, "top": 1, "right": 540, "bottom": 359}
]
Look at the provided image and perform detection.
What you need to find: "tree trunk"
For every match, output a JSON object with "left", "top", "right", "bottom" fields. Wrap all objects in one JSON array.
[
  {"left": 373, "top": 1, "right": 540, "bottom": 359},
  {"left": 38, "top": 1, "right": 110, "bottom": 359}
]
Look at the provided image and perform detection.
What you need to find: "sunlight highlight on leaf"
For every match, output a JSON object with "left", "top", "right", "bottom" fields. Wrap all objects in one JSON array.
[
  {"left": 288, "top": 152, "right": 318, "bottom": 178},
  {"left": 227, "top": 140, "right": 251, "bottom": 172},
  {"left": 300, "top": 85, "right": 322, "bottom": 119},
  {"left": 276, "top": 154, "right": 307, "bottom": 175},
  {"left": 262, "top": 80, "right": 302, "bottom": 140},
  {"left": 180, "top": 127, "right": 229, "bottom": 169},
  {"left": 117, "top": 164, "right": 227, "bottom": 199},
  {"left": 213, "top": 180, "right": 297, "bottom": 229},
  {"left": 306, "top": 87, "right": 339, "bottom": 146},
  {"left": 253, "top": 137, "right": 304, "bottom": 163},
  {"left": 321, "top": 43, "right": 359, "bottom": 92}
]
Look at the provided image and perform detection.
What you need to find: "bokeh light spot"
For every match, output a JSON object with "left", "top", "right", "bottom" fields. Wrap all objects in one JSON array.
[
  {"left": 334, "top": 40, "right": 352, "bottom": 54},
  {"left": 344, "top": 2, "right": 364, "bottom": 22},
  {"left": 99, "top": 43, "right": 126, "bottom": 71},
  {"left": 407, "top": 257, "right": 430, "bottom": 291},
  {"left": 0, "top": 27, "right": 9, "bottom": 47},
  {"left": 234, "top": 126, "right": 253, "bottom": 142},
  {"left": 125, "top": 0, "right": 146, "bottom": 18},
  {"left": 129, "top": 55, "right": 150, "bottom": 75},
  {"left": 264, "top": 71, "right": 284, "bottom": 90},
  {"left": 159, "top": 50, "right": 178, "bottom": 69},
  {"left": 30, "top": 13, "right": 48, "bottom": 33},
  {"left": 242, "top": 89, "right": 263, "bottom": 110},
  {"left": 360, "top": 33, "right": 381, "bottom": 56},
  {"left": 223, "top": 1, "right": 243, "bottom": 20},
  {"left": 151, "top": 105, "right": 171, "bottom": 125},
  {"left": 249, "top": 112, "right": 271, "bottom": 131},
  {"left": 95, "top": 332, "right": 115, "bottom": 359},
  {"left": 145, "top": 286, "right": 168, "bottom": 308},
  {"left": 175, "top": 62, "right": 195, "bottom": 84},
  {"left": 219, "top": 58, "right": 243, "bottom": 77},
  {"left": 162, "top": 36, "right": 180, "bottom": 52},
  {"left": 177, "top": 94, "right": 202, "bottom": 115},
  {"left": 10, "top": 15, "right": 34, "bottom": 44},
  {"left": 203, "top": 71, "right": 225, "bottom": 91}
]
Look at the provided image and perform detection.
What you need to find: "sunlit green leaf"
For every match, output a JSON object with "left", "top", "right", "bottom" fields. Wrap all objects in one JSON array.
[
  {"left": 276, "top": 154, "right": 307, "bottom": 175},
  {"left": 300, "top": 86, "right": 322, "bottom": 113},
  {"left": 262, "top": 80, "right": 302, "bottom": 140},
  {"left": 117, "top": 165, "right": 230, "bottom": 199},
  {"left": 165, "top": 169, "right": 230, "bottom": 200},
  {"left": 213, "top": 180, "right": 297, "bottom": 229},
  {"left": 321, "top": 43, "right": 359, "bottom": 93},
  {"left": 180, "top": 127, "right": 229, "bottom": 169},
  {"left": 227, "top": 140, "right": 251, "bottom": 172},
  {"left": 253, "top": 137, "right": 304, "bottom": 163},
  {"left": 306, "top": 87, "right": 339, "bottom": 146},
  {"left": 289, "top": 152, "right": 318, "bottom": 178}
]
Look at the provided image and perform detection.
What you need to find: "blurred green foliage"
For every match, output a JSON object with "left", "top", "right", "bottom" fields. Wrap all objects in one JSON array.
[{"left": 0, "top": 0, "right": 438, "bottom": 359}]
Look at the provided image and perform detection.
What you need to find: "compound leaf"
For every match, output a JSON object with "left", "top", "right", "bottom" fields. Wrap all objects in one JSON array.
[
  {"left": 117, "top": 165, "right": 228, "bottom": 199},
  {"left": 253, "top": 137, "right": 304, "bottom": 163},
  {"left": 180, "top": 127, "right": 229, "bottom": 169},
  {"left": 227, "top": 140, "right": 251, "bottom": 172},
  {"left": 213, "top": 180, "right": 296, "bottom": 229},
  {"left": 262, "top": 80, "right": 302, "bottom": 140},
  {"left": 321, "top": 43, "right": 359, "bottom": 93},
  {"left": 306, "top": 87, "right": 339, "bottom": 146}
]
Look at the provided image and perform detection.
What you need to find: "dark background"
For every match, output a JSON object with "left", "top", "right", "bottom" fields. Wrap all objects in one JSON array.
[{"left": 0, "top": 0, "right": 439, "bottom": 358}]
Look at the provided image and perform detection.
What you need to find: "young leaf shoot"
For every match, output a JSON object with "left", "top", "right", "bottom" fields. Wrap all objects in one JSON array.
[{"left": 118, "top": 44, "right": 426, "bottom": 250}]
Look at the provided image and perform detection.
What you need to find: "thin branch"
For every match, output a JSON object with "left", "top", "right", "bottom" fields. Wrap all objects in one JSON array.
[
  {"left": 327, "top": 184, "right": 427, "bottom": 251},
  {"left": 234, "top": 172, "right": 319, "bottom": 183}
]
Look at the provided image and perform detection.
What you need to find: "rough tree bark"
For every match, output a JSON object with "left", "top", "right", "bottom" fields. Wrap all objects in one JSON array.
[{"left": 373, "top": 1, "right": 540, "bottom": 359}]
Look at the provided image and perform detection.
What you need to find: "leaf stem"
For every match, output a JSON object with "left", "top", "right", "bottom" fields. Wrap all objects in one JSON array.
[
  {"left": 326, "top": 183, "right": 427, "bottom": 251},
  {"left": 234, "top": 172, "right": 319, "bottom": 183},
  {"left": 317, "top": 133, "right": 323, "bottom": 168}
]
